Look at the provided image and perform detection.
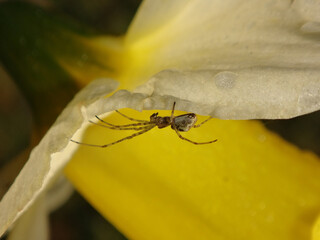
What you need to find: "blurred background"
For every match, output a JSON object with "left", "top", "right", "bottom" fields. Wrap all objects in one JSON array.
[
  {"left": 0, "top": 0, "right": 142, "bottom": 239},
  {"left": 0, "top": 0, "right": 319, "bottom": 239}
]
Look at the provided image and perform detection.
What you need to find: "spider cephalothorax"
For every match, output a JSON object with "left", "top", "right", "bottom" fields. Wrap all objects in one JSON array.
[{"left": 150, "top": 112, "right": 171, "bottom": 129}]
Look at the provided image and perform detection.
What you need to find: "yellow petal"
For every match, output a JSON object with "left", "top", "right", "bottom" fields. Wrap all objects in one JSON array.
[
  {"left": 65, "top": 108, "right": 320, "bottom": 239},
  {"left": 313, "top": 215, "right": 320, "bottom": 240}
]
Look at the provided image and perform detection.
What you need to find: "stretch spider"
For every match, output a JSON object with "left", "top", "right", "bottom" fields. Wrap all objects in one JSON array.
[{"left": 70, "top": 102, "right": 217, "bottom": 148}]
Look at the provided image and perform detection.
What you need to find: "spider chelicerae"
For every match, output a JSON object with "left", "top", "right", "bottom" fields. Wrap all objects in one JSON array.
[{"left": 70, "top": 102, "right": 217, "bottom": 148}]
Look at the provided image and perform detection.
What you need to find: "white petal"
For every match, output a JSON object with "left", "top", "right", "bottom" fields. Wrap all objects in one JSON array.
[
  {"left": 126, "top": 0, "right": 320, "bottom": 118},
  {"left": 0, "top": 79, "right": 118, "bottom": 237},
  {"left": 127, "top": 0, "right": 320, "bottom": 69},
  {"left": 135, "top": 68, "right": 320, "bottom": 119},
  {"left": 292, "top": 0, "right": 320, "bottom": 22},
  {"left": 7, "top": 195, "right": 49, "bottom": 240}
]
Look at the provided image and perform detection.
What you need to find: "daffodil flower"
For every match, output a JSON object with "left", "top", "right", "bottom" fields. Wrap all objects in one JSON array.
[{"left": 1, "top": 0, "right": 320, "bottom": 239}]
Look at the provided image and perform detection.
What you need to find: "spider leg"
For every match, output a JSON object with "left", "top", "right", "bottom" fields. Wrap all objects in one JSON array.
[
  {"left": 172, "top": 125, "right": 217, "bottom": 145},
  {"left": 70, "top": 125, "right": 155, "bottom": 148},
  {"left": 89, "top": 120, "right": 155, "bottom": 130},
  {"left": 115, "top": 110, "right": 149, "bottom": 123},
  {"left": 194, "top": 117, "right": 213, "bottom": 128},
  {"left": 170, "top": 102, "right": 176, "bottom": 121},
  {"left": 95, "top": 115, "right": 152, "bottom": 127}
]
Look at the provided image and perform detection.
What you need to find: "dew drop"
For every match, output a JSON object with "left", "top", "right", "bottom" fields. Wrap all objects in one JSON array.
[{"left": 213, "top": 71, "right": 237, "bottom": 90}]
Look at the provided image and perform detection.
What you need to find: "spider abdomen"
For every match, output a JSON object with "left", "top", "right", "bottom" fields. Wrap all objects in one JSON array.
[{"left": 172, "top": 113, "right": 197, "bottom": 132}]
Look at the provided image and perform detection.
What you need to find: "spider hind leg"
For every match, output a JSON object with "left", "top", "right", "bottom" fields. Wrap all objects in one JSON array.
[
  {"left": 115, "top": 110, "right": 149, "bottom": 123},
  {"left": 194, "top": 116, "right": 213, "bottom": 128},
  {"left": 173, "top": 125, "right": 217, "bottom": 145}
]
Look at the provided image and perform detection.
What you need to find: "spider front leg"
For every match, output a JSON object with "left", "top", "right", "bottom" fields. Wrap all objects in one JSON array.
[
  {"left": 70, "top": 125, "right": 156, "bottom": 148},
  {"left": 94, "top": 115, "right": 152, "bottom": 128},
  {"left": 115, "top": 110, "right": 149, "bottom": 123},
  {"left": 89, "top": 120, "right": 154, "bottom": 130}
]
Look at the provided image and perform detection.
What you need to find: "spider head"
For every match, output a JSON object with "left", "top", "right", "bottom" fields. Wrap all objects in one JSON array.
[{"left": 150, "top": 112, "right": 159, "bottom": 121}]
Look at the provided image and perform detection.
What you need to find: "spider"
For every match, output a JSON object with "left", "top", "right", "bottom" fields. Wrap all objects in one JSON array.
[{"left": 70, "top": 102, "right": 217, "bottom": 148}]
